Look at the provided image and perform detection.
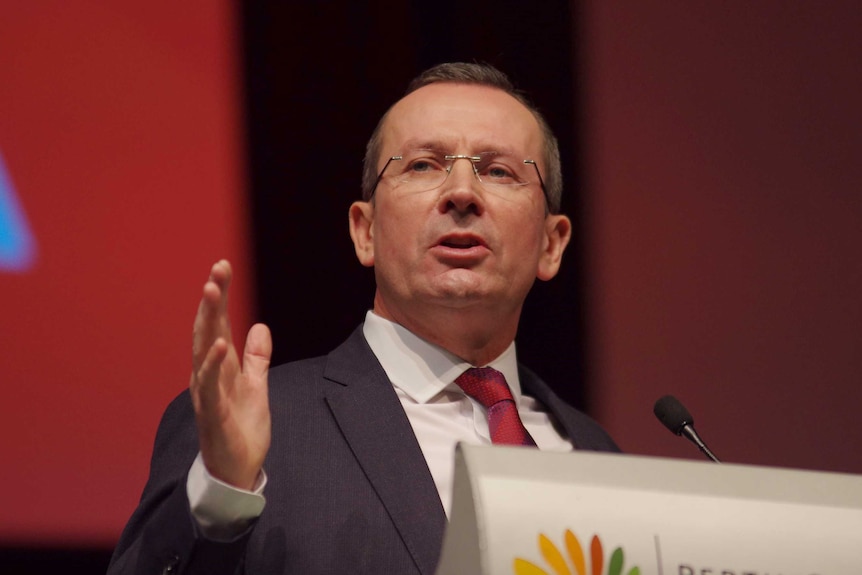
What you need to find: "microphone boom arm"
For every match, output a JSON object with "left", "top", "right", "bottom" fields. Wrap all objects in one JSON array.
[{"left": 679, "top": 424, "right": 721, "bottom": 463}]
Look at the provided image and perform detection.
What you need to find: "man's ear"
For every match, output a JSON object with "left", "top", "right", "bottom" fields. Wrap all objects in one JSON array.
[
  {"left": 349, "top": 201, "right": 375, "bottom": 267},
  {"left": 536, "top": 213, "right": 572, "bottom": 281}
]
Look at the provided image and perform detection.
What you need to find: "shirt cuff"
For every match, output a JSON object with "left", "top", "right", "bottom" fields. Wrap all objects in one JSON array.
[{"left": 186, "top": 452, "right": 267, "bottom": 541}]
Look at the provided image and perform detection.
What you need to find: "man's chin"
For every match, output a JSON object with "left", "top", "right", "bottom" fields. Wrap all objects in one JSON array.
[{"left": 426, "top": 270, "right": 494, "bottom": 304}]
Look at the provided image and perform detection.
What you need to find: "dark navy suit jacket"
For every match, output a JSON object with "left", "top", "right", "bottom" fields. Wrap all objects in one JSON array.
[{"left": 108, "top": 326, "right": 619, "bottom": 575}]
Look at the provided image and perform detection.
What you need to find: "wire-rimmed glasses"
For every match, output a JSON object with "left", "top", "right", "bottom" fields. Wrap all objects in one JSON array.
[{"left": 370, "top": 148, "right": 548, "bottom": 205}]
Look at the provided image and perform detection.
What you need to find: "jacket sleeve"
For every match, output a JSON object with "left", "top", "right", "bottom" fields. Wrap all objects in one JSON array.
[{"left": 107, "top": 392, "right": 255, "bottom": 575}]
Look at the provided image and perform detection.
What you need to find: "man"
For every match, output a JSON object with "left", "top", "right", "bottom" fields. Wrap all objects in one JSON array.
[{"left": 108, "top": 62, "right": 618, "bottom": 575}]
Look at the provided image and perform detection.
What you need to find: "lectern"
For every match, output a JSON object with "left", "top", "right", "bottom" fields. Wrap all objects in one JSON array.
[{"left": 435, "top": 445, "right": 862, "bottom": 574}]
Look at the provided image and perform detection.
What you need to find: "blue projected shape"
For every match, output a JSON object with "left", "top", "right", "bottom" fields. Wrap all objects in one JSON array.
[{"left": 0, "top": 151, "right": 37, "bottom": 271}]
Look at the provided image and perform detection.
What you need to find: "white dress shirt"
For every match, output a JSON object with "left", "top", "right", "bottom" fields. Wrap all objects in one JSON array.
[
  {"left": 187, "top": 310, "right": 572, "bottom": 536},
  {"left": 361, "top": 311, "right": 573, "bottom": 516}
]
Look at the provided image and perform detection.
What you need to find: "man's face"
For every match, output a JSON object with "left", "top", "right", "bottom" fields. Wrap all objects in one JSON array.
[{"left": 350, "top": 82, "right": 570, "bottom": 327}]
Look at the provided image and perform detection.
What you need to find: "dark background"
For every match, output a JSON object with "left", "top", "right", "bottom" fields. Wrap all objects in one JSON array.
[{"left": 243, "top": 0, "right": 590, "bottom": 409}]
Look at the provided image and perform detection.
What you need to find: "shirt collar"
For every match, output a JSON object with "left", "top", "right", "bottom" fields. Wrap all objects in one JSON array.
[{"left": 362, "top": 310, "right": 522, "bottom": 404}]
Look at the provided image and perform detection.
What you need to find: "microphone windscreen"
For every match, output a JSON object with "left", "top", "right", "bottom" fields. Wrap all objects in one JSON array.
[{"left": 653, "top": 394, "right": 694, "bottom": 435}]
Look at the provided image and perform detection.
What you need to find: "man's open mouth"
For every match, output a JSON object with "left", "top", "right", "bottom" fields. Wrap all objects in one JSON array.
[{"left": 440, "top": 237, "right": 482, "bottom": 249}]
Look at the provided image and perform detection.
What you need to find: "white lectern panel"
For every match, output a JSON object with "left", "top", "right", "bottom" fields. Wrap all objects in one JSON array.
[{"left": 435, "top": 445, "right": 862, "bottom": 575}]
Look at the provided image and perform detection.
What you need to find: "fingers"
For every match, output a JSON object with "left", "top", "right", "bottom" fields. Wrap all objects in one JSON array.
[
  {"left": 205, "top": 259, "right": 233, "bottom": 316},
  {"left": 192, "top": 336, "right": 229, "bottom": 406},
  {"left": 243, "top": 323, "right": 272, "bottom": 384},
  {"left": 193, "top": 260, "right": 233, "bottom": 372}
]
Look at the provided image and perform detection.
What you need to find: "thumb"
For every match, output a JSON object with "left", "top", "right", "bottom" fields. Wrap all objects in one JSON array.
[{"left": 243, "top": 323, "right": 272, "bottom": 382}]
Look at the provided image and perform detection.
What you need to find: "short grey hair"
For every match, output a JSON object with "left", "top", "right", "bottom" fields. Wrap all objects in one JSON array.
[{"left": 361, "top": 62, "right": 563, "bottom": 214}]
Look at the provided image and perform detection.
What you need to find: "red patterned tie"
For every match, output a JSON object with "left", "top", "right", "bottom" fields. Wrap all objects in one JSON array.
[{"left": 455, "top": 367, "right": 537, "bottom": 446}]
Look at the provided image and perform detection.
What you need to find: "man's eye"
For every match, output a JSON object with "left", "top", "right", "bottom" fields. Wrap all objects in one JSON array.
[
  {"left": 409, "top": 159, "right": 440, "bottom": 173},
  {"left": 484, "top": 165, "right": 516, "bottom": 181}
]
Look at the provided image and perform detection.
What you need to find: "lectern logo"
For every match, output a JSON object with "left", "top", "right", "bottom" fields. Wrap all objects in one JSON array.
[{"left": 513, "top": 530, "right": 640, "bottom": 575}]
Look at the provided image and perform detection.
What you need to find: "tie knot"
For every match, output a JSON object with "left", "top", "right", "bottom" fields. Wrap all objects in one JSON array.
[{"left": 454, "top": 367, "right": 514, "bottom": 409}]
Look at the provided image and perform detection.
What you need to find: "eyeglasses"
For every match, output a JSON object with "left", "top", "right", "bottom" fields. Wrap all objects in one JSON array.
[{"left": 370, "top": 148, "right": 548, "bottom": 204}]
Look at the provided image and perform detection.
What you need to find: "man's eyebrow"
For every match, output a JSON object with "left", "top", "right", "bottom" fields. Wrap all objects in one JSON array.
[
  {"left": 476, "top": 145, "right": 518, "bottom": 157},
  {"left": 399, "top": 139, "right": 447, "bottom": 153},
  {"left": 398, "top": 139, "right": 520, "bottom": 157}
]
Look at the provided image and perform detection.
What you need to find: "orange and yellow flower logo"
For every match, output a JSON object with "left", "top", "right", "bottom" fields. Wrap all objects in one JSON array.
[{"left": 513, "top": 530, "right": 640, "bottom": 575}]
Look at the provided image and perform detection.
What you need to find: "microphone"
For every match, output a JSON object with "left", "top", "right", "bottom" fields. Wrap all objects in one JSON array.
[{"left": 653, "top": 395, "right": 721, "bottom": 463}]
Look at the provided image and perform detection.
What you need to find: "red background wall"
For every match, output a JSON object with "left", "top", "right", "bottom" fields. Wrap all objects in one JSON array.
[
  {"left": 0, "top": 1, "right": 251, "bottom": 544},
  {"left": 584, "top": 2, "right": 862, "bottom": 473}
]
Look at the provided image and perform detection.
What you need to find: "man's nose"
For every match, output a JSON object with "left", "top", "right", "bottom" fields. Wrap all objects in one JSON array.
[{"left": 438, "top": 158, "right": 484, "bottom": 215}]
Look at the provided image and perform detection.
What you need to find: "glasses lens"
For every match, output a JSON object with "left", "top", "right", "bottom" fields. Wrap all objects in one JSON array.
[
  {"left": 471, "top": 152, "right": 534, "bottom": 189},
  {"left": 390, "top": 150, "right": 449, "bottom": 192}
]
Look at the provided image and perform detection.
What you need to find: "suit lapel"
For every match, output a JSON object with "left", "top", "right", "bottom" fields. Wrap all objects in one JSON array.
[
  {"left": 322, "top": 328, "right": 447, "bottom": 575},
  {"left": 519, "top": 365, "right": 621, "bottom": 454},
  {"left": 519, "top": 365, "right": 582, "bottom": 447}
]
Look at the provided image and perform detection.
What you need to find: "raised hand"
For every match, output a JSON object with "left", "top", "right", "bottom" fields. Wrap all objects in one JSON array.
[{"left": 189, "top": 260, "right": 272, "bottom": 490}]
